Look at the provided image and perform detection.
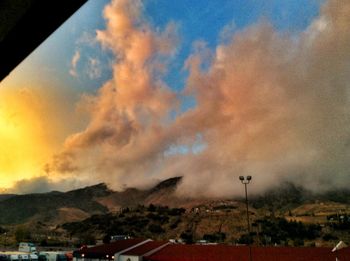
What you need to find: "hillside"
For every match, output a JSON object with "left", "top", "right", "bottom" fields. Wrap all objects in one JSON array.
[
  {"left": 60, "top": 181, "right": 350, "bottom": 246},
  {"left": 96, "top": 176, "right": 203, "bottom": 211},
  {"left": 0, "top": 194, "right": 15, "bottom": 202},
  {"left": 1, "top": 177, "right": 350, "bottom": 247},
  {"left": 1, "top": 177, "right": 350, "bottom": 226},
  {"left": 61, "top": 198, "right": 350, "bottom": 247},
  {"left": 0, "top": 183, "right": 111, "bottom": 225},
  {"left": 0, "top": 177, "right": 186, "bottom": 225}
]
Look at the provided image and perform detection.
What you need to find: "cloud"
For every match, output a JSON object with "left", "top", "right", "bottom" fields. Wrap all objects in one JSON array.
[
  {"left": 76, "top": 31, "right": 97, "bottom": 46},
  {"left": 48, "top": 0, "right": 350, "bottom": 198},
  {"left": 46, "top": 0, "right": 179, "bottom": 189},
  {"left": 87, "top": 57, "right": 102, "bottom": 79},
  {"left": 219, "top": 20, "right": 236, "bottom": 43},
  {"left": 6, "top": 176, "right": 82, "bottom": 194},
  {"left": 69, "top": 50, "right": 81, "bottom": 77}
]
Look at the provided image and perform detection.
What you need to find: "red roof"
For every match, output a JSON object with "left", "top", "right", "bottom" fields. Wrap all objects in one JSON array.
[
  {"left": 73, "top": 239, "right": 146, "bottom": 259},
  {"left": 144, "top": 244, "right": 350, "bottom": 261},
  {"left": 122, "top": 241, "right": 168, "bottom": 256}
]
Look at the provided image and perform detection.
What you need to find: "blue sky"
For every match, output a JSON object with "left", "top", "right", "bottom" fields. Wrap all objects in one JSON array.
[{"left": 2, "top": 0, "right": 324, "bottom": 95}]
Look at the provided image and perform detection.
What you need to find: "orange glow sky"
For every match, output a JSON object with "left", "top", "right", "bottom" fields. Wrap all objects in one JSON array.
[{"left": 0, "top": 78, "right": 85, "bottom": 188}]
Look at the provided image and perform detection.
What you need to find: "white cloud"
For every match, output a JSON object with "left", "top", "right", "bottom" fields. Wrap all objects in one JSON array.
[
  {"left": 69, "top": 50, "right": 81, "bottom": 77},
  {"left": 87, "top": 57, "right": 102, "bottom": 79}
]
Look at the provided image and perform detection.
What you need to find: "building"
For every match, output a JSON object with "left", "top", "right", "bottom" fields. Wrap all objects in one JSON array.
[
  {"left": 73, "top": 239, "right": 169, "bottom": 261},
  {"left": 73, "top": 239, "right": 350, "bottom": 261},
  {"left": 144, "top": 244, "right": 350, "bottom": 261},
  {"left": 73, "top": 239, "right": 148, "bottom": 261},
  {"left": 117, "top": 241, "right": 168, "bottom": 261}
]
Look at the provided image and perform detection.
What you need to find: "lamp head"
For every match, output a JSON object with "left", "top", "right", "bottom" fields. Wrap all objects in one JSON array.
[
  {"left": 247, "top": 176, "right": 252, "bottom": 181},
  {"left": 239, "top": 176, "right": 244, "bottom": 181}
]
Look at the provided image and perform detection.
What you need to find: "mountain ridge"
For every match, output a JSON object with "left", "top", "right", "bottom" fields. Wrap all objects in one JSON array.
[
  {"left": 0, "top": 178, "right": 184, "bottom": 225},
  {"left": 1, "top": 177, "right": 350, "bottom": 227},
  {"left": 0, "top": 183, "right": 111, "bottom": 225}
]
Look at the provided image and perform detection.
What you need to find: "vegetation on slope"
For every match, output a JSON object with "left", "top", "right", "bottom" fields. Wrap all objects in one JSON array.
[
  {"left": 1, "top": 178, "right": 350, "bottom": 247},
  {"left": 0, "top": 183, "right": 110, "bottom": 225}
]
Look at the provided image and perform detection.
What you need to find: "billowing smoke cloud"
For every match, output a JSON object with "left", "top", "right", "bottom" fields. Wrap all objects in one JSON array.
[
  {"left": 49, "top": 0, "right": 350, "bottom": 197},
  {"left": 7, "top": 176, "right": 82, "bottom": 194},
  {"left": 69, "top": 50, "right": 81, "bottom": 77},
  {"left": 48, "top": 0, "right": 179, "bottom": 189}
]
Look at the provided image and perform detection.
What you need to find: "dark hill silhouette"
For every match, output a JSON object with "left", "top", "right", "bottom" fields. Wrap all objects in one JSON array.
[
  {"left": 0, "top": 183, "right": 110, "bottom": 225},
  {"left": 0, "top": 194, "right": 15, "bottom": 202},
  {"left": 1, "top": 177, "right": 350, "bottom": 227},
  {"left": 0, "top": 178, "right": 184, "bottom": 225}
]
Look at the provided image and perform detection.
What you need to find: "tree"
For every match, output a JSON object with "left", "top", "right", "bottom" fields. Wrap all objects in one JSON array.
[
  {"left": 293, "top": 238, "right": 304, "bottom": 246},
  {"left": 237, "top": 234, "right": 254, "bottom": 245},
  {"left": 103, "top": 234, "right": 111, "bottom": 244},
  {"left": 203, "top": 232, "right": 226, "bottom": 243},
  {"left": 180, "top": 230, "right": 194, "bottom": 244},
  {"left": 15, "top": 226, "right": 31, "bottom": 243},
  {"left": 0, "top": 226, "right": 7, "bottom": 234},
  {"left": 80, "top": 233, "right": 96, "bottom": 245},
  {"left": 148, "top": 204, "right": 156, "bottom": 212},
  {"left": 148, "top": 224, "right": 164, "bottom": 234}
]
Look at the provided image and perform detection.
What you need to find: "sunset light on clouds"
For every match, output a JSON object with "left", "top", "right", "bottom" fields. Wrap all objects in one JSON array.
[
  {"left": 1, "top": 0, "right": 350, "bottom": 197},
  {"left": 0, "top": 88, "right": 54, "bottom": 188}
]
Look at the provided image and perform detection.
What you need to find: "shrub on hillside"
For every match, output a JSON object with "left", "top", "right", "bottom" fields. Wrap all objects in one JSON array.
[{"left": 148, "top": 224, "right": 165, "bottom": 234}]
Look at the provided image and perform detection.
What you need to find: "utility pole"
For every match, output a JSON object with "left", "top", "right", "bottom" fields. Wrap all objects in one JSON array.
[{"left": 239, "top": 175, "right": 252, "bottom": 261}]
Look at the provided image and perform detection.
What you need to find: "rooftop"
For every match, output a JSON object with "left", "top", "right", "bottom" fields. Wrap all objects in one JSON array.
[
  {"left": 122, "top": 241, "right": 168, "bottom": 256},
  {"left": 73, "top": 238, "right": 146, "bottom": 259},
  {"left": 144, "top": 244, "right": 350, "bottom": 261}
]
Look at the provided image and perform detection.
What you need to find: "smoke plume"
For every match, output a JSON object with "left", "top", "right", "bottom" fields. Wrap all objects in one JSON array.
[
  {"left": 49, "top": 0, "right": 350, "bottom": 197},
  {"left": 7, "top": 176, "right": 82, "bottom": 194}
]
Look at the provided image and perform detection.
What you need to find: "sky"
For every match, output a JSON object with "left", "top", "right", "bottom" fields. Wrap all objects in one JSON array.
[{"left": 0, "top": 0, "right": 349, "bottom": 197}]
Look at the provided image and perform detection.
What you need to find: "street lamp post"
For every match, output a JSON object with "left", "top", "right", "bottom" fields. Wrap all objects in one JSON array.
[{"left": 239, "top": 175, "right": 252, "bottom": 261}]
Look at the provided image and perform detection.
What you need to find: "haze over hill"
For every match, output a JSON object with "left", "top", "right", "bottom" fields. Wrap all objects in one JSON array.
[
  {"left": 0, "top": 183, "right": 110, "bottom": 225},
  {"left": 0, "top": 177, "right": 186, "bottom": 225},
  {"left": 1, "top": 176, "right": 350, "bottom": 247},
  {"left": 1, "top": 176, "right": 350, "bottom": 227}
]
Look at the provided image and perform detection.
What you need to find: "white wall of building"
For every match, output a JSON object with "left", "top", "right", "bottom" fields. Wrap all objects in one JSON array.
[{"left": 117, "top": 255, "right": 141, "bottom": 261}]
